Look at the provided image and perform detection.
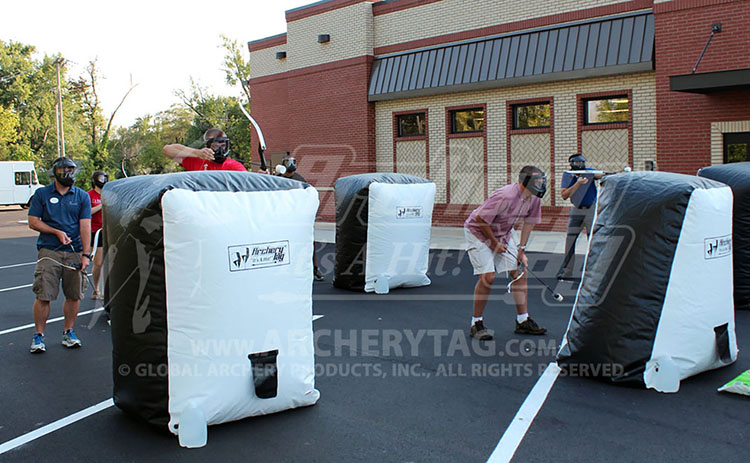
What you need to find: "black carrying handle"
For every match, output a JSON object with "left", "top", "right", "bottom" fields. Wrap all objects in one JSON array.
[
  {"left": 714, "top": 323, "right": 732, "bottom": 364},
  {"left": 248, "top": 349, "right": 279, "bottom": 399}
]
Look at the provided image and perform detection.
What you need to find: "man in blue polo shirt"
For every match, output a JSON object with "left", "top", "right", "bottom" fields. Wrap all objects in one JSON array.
[
  {"left": 27, "top": 157, "right": 92, "bottom": 353},
  {"left": 558, "top": 153, "right": 603, "bottom": 280}
]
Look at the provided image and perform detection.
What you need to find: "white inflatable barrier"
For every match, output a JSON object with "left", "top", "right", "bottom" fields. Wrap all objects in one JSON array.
[
  {"left": 333, "top": 174, "right": 435, "bottom": 293},
  {"left": 103, "top": 171, "right": 320, "bottom": 446}
]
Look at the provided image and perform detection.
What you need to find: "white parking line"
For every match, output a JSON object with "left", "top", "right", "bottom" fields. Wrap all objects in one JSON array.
[
  {"left": 0, "top": 283, "right": 33, "bottom": 293},
  {"left": 0, "top": 274, "right": 92, "bottom": 294},
  {"left": 0, "top": 308, "right": 105, "bottom": 336},
  {"left": 487, "top": 362, "right": 561, "bottom": 463},
  {"left": 0, "top": 398, "right": 114, "bottom": 455},
  {"left": 0, "top": 262, "right": 36, "bottom": 270},
  {"left": 313, "top": 315, "right": 324, "bottom": 321}
]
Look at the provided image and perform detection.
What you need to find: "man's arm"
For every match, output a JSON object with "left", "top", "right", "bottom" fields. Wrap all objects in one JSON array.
[
  {"left": 516, "top": 222, "right": 535, "bottom": 266},
  {"left": 475, "top": 216, "right": 507, "bottom": 254},
  {"left": 561, "top": 176, "right": 589, "bottom": 200},
  {"left": 91, "top": 203, "right": 102, "bottom": 214},
  {"left": 79, "top": 218, "right": 91, "bottom": 270},
  {"left": 163, "top": 144, "right": 215, "bottom": 163},
  {"left": 29, "top": 216, "right": 71, "bottom": 245}
]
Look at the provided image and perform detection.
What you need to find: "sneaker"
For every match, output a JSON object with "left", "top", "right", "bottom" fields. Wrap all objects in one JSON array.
[
  {"left": 30, "top": 333, "right": 46, "bottom": 353},
  {"left": 470, "top": 320, "right": 493, "bottom": 341},
  {"left": 313, "top": 267, "right": 325, "bottom": 281},
  {"left": 514, "top": 318, "right": 547, "bottom": 335},
  {"left": 62, "top": 329, "right": 82, "bottom": 348}
]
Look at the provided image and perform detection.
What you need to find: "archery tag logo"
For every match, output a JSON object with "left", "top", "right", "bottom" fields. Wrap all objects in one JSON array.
[
  {"left": 229, "top": 240, "right": 290, "bottom": 271},
  {"left": 704, "top": 235, "right": 732, "bottom": 260},
  {"left": 396, "top": 206, "right": 423, "bottom": 219}
]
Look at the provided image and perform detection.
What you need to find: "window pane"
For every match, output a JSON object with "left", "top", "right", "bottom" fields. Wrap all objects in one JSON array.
[
  {"left": 727, "top": 144, "right": 748, "bottom": 163},
  {"left": 514, "top": 103, "right": 550, "bottom": 129},
  {"left": 398, "top": 113, "right": 426, "bottom": 137},
  {"left": 585, "top": 96, "right": 629, "bottom": 124},
  {"left": 15, "top": 172, "right": 30, "bottom": 185},
  {"left": 452, "top": 109, "right": 484, "bottom": 133}
]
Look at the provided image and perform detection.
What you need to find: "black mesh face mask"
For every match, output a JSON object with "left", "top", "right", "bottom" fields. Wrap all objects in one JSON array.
[
  {"left": 569, "top": 154, "right": 586, "bottom": 170},
  {"left": 93, "top": 172, "right": 108, "bottom": 189},
  {"left": 52, "top": 157, "right": 77, "bottom": 187},
  {"left": 281, "top": 156, "right": 297, "bottom": 173},
  {"left": 523, "top": 173, "right": 548, "bottom": 198},
  {"left": 206, "top": 137, "right": 231, "bottom": 163}
]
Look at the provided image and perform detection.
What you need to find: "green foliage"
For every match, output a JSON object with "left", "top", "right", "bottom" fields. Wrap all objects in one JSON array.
[
  {"left": 221, "top": 34, "right": 252, "bottom": 101},
  {"left": 69, "top": 60, "right": 108, "bottom": 162},
  {"left": 0, "top": 104, "right": 19, "bottom": 143},
  {"left": 1, "top": 35, "right": 257, "bottom": 183},
  {"left": 0, "top": 40, "right": 87, "bottom": 177}
]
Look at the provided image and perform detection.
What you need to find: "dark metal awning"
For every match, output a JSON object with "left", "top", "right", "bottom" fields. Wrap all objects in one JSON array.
[
  {"left": 368, "top": 11, "right": 654, "bottom": 101},
  {"left": 670, "top": 69, "right": 750, "bottom": 93}
]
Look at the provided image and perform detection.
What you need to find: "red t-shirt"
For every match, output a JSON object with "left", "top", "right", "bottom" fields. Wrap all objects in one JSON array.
[
  {"left": 88, "top": 189, "right": 102, "bottom": 232},
  {"left": 181, "top": 157, "right": 247, "bottom": 172}
]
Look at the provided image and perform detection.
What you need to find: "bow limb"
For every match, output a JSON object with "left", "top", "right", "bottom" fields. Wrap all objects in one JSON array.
[
  {"left": 238, "top": 102, "right": 268, "bottom": 171},
  {"left": 506, "top": 262, "right": 526, "bottom": 294}
]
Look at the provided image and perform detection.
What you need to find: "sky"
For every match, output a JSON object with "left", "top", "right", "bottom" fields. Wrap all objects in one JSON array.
[{"left": 2, "top": 0, "right": 311, "bottom": 127}]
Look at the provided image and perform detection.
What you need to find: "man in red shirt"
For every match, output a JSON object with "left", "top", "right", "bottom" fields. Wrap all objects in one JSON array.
[
  {"left": 163, "top": 128, "right": 247, "bottom": 171},
  {"left": 88, "top": 170, "right": 108, "bottom": 299}
]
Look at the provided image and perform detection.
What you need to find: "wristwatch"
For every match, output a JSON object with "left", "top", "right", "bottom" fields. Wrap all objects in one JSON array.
[
  {"left": 519, "top": 245, "right": 527, "bottom": 251},
  {"left": 83, "top": 253, "right": 93, "bottom": 259}
]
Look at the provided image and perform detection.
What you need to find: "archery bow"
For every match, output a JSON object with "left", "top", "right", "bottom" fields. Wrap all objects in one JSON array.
[{"left": 238, "top": 102, "right": 268, "bottom": 172}]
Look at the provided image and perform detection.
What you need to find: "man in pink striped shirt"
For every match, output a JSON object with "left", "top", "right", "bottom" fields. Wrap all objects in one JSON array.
[{"left": 464, "top": 165, "right": 548, "bottom": 340}]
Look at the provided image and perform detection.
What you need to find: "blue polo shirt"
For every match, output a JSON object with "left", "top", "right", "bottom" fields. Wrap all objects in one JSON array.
[
  {"left": 561, "top": 168, "right": 597, "bottom": 208},
  {"left": 28, "top": 183, "right": 92, "bottom": 252}
]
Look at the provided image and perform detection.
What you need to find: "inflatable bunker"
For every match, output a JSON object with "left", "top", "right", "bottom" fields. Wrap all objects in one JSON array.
[
  {"left": 333, "top": 173, "right": 435, "bottom": 293},
  {"left": 102, "top": 171, "right": 320, "bottom": 444},
  {"left": 698, "top": 161, "right": 750, "bottom": 310},
  {"left": 557, "top": 172, "right": 738, "bottom": 392}
]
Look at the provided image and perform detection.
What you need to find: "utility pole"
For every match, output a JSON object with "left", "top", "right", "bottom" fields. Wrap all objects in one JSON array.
[{"left": 53, "top": 58, "right": 66, "bottom": 158}]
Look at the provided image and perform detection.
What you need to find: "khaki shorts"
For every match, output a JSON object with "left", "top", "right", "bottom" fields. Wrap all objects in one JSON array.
[
  {"left": 33, "top": 249, "right": 84, "bottom": 301},
  {"left": 464, "top": 228, "right": 519, "bottom": 275}
]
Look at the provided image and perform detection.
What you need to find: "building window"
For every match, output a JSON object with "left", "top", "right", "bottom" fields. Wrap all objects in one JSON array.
[
  {"left": 513, "top": 102, "right": 551, "bottom": 129},
  {"left": 451, "top": 108, "right": 484, "bottom": 133},
  {"left": 724, "top": 132, "right": 750, "bottom": 163},
  {"left": 397, "top": 113, "right": 426, "bottom": 137},
  {"left": 14, "top": 172, "right": 30, "bottom": 185},
  {"left": 584, "top": 96, "right": 629, "bottom": 124}
]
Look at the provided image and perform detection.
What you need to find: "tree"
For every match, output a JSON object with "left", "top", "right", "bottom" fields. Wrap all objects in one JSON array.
[
  {"left": 69, "top": 59, "right": 137, "bottom": 168},
  {"left": 0, "top": 105, "right": 19, "bottom": 144},
  {"left": 1, "top": 41, "right": 59, "bottom": 163},
  {"left": 221, "top": 34, "right": 251, "bottom": 103},
  {"left": 109, "top": 105, "right": 194, "bottom": 176}
]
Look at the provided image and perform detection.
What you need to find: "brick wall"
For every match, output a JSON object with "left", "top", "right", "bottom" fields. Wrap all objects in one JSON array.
[
  {"left": 374, "top": 71, "right": 656, "bottom": 231},
  {"left": 654, "top": 0, "right": 750, "bottom": 173},
  {"left": 373, "top": 0, "right": 653, "bottom": 54},
  {"left": 249, "top": 2, "right": 374, "bottom": 80},
  {"left": 249, "top": 44, "right": 288, "bottom": 80},
  {"left": 248, "top": 58, "right": 376, "bottom": 222},
  {"left": 373, "top": 0, "right": 636, "bottom": 49}
]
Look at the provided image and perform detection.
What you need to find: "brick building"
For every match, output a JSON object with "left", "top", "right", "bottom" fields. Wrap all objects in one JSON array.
[{"left": 247, "top": 0, "right": 750, "bottom": 230}]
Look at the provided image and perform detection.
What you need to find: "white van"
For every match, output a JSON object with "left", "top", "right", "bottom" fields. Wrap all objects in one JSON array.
[{"left": 0, "top": 161, "right": 45, "bottom": 208}]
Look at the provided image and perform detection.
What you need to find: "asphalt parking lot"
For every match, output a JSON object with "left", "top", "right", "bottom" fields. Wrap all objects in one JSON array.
[{"left": 1, "top": 205, "right": 748, "bottom": 462}]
